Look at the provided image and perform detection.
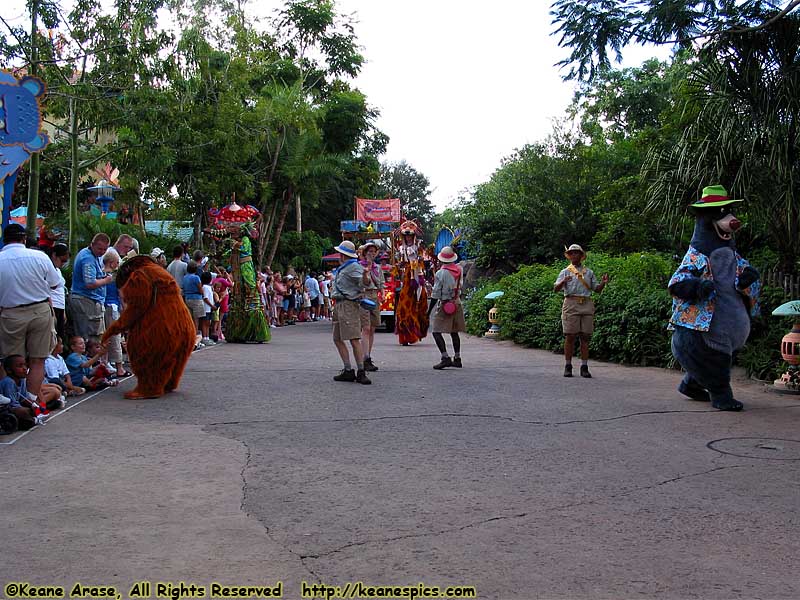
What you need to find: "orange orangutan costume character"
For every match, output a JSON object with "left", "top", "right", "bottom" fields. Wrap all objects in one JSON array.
[{"left": 102, "top": 255, "right": 196, "bottom": 399}]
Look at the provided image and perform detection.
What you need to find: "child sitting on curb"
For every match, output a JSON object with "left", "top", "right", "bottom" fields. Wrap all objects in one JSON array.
[
  {"left": 66, "top": 336, "right": 117, "bottom": 390},
  {"left": 45, "top": 338, "right": 86, "bottom": 396},
  {"left": 1, "top": 355, "right": 65, "bottom": 426}
]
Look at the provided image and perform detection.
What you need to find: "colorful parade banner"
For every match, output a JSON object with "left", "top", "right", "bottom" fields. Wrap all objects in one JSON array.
[{"left": 355, "top": 198, "right": 401, "bottom": 223}]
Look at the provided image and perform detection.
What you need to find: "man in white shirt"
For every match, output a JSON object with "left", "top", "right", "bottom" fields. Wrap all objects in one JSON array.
[
  {"left": 0, "top": 224, "right": 61, "bottom": 395},
  {"left": 167, "top": 245, "right": 188, "bottom": 287}
]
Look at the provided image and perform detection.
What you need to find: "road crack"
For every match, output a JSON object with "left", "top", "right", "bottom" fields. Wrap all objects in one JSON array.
[
  {"left": 235, "top": 438, "right": 324, "bottom": 582},
  {"left": 301, "top": 465, "right": 748, "bottom": 560},
  {"left": 207, "top": 408, "right": 730, "bottom": 429}
]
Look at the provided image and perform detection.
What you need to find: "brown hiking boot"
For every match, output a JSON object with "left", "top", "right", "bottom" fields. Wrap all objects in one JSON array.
[
  {"left": 333, "top": 368, "right": 356, "bottom": 382},
  {"left": 356, "top": 369, "right": 372, "bottom": 385},
  {"left": 433, "top": 357, "right": 453, "bottom": 370},
  {"left": 364, "top": 357, "right": 379, "bottom": 372}
]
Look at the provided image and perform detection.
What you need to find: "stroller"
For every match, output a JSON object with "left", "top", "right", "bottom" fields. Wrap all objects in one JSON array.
[{"left": 0, "top": 394, "right": 18, "bottom": 434}]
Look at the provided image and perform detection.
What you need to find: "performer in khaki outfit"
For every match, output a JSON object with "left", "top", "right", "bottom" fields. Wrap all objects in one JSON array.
[
  {"left": 554, "top": 244, "right": 609, "bottom": 378},
  {"left": 331, "top": 241, "right": 371, "bottom": 385},
  {"left": 359, "top": 241, "right": 384, "bottom": 372},
  {"left": 428, "top": 246, "right": 466, "bottom": 370}
]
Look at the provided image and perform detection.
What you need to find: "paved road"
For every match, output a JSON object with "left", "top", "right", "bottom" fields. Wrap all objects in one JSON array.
[{"left": 3, "top": 322, "right": 799, "bottom": 599}]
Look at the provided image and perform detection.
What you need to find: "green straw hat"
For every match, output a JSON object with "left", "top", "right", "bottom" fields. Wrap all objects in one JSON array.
[{"left": 690, "top": 185, "right": 744, "bottom": 208}]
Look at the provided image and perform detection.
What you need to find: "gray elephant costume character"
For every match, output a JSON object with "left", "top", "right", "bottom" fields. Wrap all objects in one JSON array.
[{"left": 668, "top": 185, "right": 761, "bottom": 411}]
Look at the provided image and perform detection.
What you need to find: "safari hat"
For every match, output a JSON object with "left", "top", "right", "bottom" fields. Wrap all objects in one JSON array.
[
  {"left": 359, "top": 240, "right": 379, "bottom": 254},
  {"left": 437, "top": 246, "right": 458, "bottom": 263},
  {"left": 334, "top": 240, "right": 358, "bottom": 259},
  {"left": 690, "top": 185, "right": 743, "bottom": 208},
  {"left": 150, "top": 247, "right": 165, "bottom": 259},
  {"left": 564, "top": 244, "right": 586, "bottom": 258}
]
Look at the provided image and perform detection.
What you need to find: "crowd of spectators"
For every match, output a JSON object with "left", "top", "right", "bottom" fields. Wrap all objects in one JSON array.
[{"left": 0, "top": 220, "right": 336, "bottom": 432}]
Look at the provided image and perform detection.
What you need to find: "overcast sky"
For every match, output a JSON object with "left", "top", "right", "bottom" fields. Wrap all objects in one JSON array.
[
  {"left": 332, "top": 1, "right": 669, "bottom": 211},
  {"left": 3, "top": 0, "right": 670, "bottom": 212}
]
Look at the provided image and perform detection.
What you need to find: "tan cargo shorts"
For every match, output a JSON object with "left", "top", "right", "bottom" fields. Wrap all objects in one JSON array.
[
  {"left": 360, "top": 291, "right": 380, "bottom": 329},
  {"left": 333, "top": 299, "right": 362, "bottom": 342},
  {"left": 0, "top": 302, "right": 56, "bottom": 359},
  {"left": 561, "top": 296, "right": 595, "bottom": 335}
]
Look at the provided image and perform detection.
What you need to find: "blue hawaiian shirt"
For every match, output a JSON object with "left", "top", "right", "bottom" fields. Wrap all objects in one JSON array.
[{"left": 668, "top": 246, "right": 760, "bottom": 331}]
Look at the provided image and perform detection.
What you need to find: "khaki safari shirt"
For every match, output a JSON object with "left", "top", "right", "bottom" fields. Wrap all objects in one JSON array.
[
  {"left": 432, "top": 267, "right": 462, "bottom": 304},
  {"left": 331, "top": 260, "right": 365, "bottom": 301},
  {"left": 555, "top": 265, "right": 599, "bottom": 297}
]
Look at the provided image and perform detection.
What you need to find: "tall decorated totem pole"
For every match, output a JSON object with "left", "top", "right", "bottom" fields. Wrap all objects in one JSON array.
[{"left": 0, "top": 70, "right": 50, "bottom": 248}]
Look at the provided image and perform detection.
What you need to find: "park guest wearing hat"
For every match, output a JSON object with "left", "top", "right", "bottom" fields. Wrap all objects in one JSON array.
[
  {"left": 330, "top": 240, "right": 372, "bottom": 384},
  {"left": 149, "top": 247, "right": 167, "bottom": 267},
  {"left": 359, "top": 241, "right": 384, "bottom": 372},
  {"left": 553, "top": 244, "right": 609, "bottom": 378},
  {"left": 428, "top": 246, "right": 466, "bottom": 369}
]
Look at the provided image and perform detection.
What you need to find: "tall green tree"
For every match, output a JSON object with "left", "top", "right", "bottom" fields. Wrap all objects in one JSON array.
[
  {"left": 550, "top": 0, "right": 800, "bottom": 81},
  {"left": 1, "top": 0, "right": 170, "bottom": 250},
  {"left": 644, "top": 11, "right": 800, "bottom": 269}
]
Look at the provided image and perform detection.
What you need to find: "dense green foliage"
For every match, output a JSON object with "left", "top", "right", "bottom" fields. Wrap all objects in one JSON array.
[
  {"left": 465, "top": 253, "right": 793, "bottom": 379},
  {"left": 274, "top": 231, "right": 333, "bottom": 273},
  {"left": 2, "top": 0, "right": 389, "bottom": 263}
]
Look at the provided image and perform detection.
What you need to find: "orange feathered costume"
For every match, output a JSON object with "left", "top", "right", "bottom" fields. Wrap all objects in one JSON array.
[{"left": 102, "top": 255, "right": 196, "bottom": 399}]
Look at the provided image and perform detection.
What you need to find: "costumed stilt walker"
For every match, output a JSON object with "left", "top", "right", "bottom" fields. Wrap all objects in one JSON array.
[
  {"left": 668, "top": 185, "right": 761, "bottom": 411},
  {"left": 394, "top": 220, "right": 428, "bottom": 345},
  {"left": 209, "top": 201, "right": 271, "bottom": 343}
]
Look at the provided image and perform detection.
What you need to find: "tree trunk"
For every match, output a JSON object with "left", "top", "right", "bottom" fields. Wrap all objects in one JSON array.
[
  {"left": 257, "top": 199, "right": 278, "bottom": 271},
  {"left": 295, "top": 192, "right": 302, "bottom": 235},
  {"left": 266, "top": 188, "right": 292, "bottom": 268},
  {"left": 68, "top": 97, "right": 80, "bottom": 255},
  {"left": 25, "top": 0, "right": 40, "bottom": 238}
]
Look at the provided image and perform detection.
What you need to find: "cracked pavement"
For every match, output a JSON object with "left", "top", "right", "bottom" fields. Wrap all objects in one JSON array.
[{"left": 2, "top": 322, "right": 799, "bottom": 599}]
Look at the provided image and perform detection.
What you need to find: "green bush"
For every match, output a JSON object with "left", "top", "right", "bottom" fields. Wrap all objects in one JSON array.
[
  {"left": 464, "top": 280, "right": 503, "bottom": 336},
  {"left": 736, "top": 285, "right": 793, "bottom": 381}
]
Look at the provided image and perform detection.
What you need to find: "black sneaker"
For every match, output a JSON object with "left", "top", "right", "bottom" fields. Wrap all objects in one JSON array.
[
  {"left": 433, "top": 357, "right": 453, "bottom": 370},
  {"left": 712, "top": 398, "right": 743, "bottom": 411},
  {"left": 364, "top": 358, "right": 379, "bottom": 372},
  {"left": 563, "top": 364, "right": 573, "bottom": 377},
  {"left": 678, "top": 380, "right": 710, "bottom": 402},
  {"left": 356, "top": 369, "right": 372, "bottom": 385},
  {"left": 334, "top": 368, "right": 356, "bottom": 382},
  {"left": 452, "top": 357, "right": 462, "bottom": 368},
  {"left": 580, "top": 365, "right": 592, "bottom": 378}
]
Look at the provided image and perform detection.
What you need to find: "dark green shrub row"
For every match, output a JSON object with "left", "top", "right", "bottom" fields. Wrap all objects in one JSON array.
[{"left": 465, "top": 252, "right": 793, "bottom": 378}]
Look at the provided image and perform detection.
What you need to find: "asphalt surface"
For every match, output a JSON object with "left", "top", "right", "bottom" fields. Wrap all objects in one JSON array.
[{"left": 2, "top": 321, "right": 799, "bottom": 600}]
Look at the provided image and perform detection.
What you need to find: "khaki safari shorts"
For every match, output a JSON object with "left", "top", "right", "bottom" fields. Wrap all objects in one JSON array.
[
  {"left": 431, "top": 302, "right": 466, "bottom": 334},
  {"left": 0, "top": 302, "right": 56, "bottom": 359},
  {"left": 360, "top": 291, "right": 380, "bottom": 329},
  {"left": 561, "top": 296, "right": 595, "bottom": 335},
  {"left": 333, "top": 299, "right": 362, "bottom": 342}
]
